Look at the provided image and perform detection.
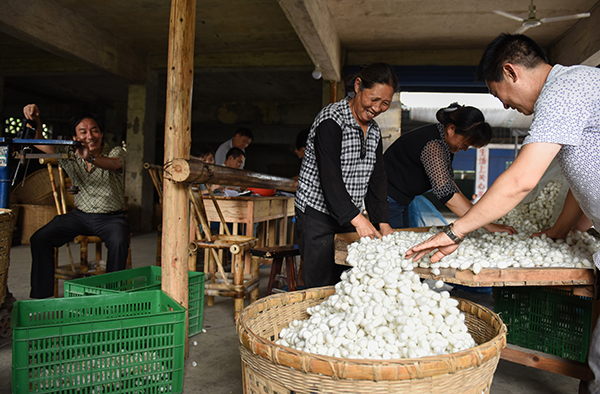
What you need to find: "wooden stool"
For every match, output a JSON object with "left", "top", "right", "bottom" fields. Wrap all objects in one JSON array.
[
  {"left": 54, "top": 234, "right": 132, "bottom": 297},
  {"left": 251, "top": 245, "right": 300, "bottom": 295},
  {"left": 188, "top": 234, "right": 258, "bottom": 321}
]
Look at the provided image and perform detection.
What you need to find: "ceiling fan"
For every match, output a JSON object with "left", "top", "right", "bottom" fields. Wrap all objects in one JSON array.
[{"left": 493, "top": 0, "right": 591, "bottom": 34}]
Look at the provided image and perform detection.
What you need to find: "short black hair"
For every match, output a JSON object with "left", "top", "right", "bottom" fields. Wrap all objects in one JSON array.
[
  {"left": 235, "top": 127, "right": 254, "bottom": 140},
  {"left": 436, "top": 102, "right": 492, "bottom": 148},
  {"left": 295, "top": 129, "right": 309, "bottom": 150},
  {"left": 477, "top": 33, "right": 548, "bottom": 82},
  {"left": 68, "top": 112, "right": 103, "bottom": 137},
  {"left": 226, "top": 147, "right": 245, "bottom": 160},
  {"left": 193, "top": 143, "right": 214, "bottom": 158}
]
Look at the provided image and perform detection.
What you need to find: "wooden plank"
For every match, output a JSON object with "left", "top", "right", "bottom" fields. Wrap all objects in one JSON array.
[
  {"left": 166, "top": 158, "right": 296, "bottom": 191},
  {"left": 501, "top": 344, "right": 593, "bottom": 381},
  {"left": 334, "top": 230, "right": 594, "bottom": 287},
  {"left": 0, "top": 0, "right": 145, "bottom": 82},
  {"left": 202, "top": 196, "right": 295, "bottom": 222},
  {"left": 413, "top": 267, "right": 594, "bottom": 287},
  {"left": 203, "top": 199, "right": 250, "bottom": 222}
]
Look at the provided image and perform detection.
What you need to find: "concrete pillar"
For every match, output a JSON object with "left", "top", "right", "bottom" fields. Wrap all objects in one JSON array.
[{"left": 125, "top": 72, "right": 157, "bottom": 232}]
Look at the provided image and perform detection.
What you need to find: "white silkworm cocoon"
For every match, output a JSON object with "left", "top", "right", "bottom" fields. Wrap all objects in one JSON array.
[
  {"left": 277, "top": 233, "right": 478, "bottom": 359},
  {"left": 279, "top": 202, "right": 600, "bottom": 358}
]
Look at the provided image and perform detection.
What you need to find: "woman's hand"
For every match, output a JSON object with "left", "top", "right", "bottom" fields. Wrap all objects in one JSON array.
[
  {"left": 482, "top": 223, "right": 517, "bottom": 235},
  {"left": 351, "top": 213, "right": 382, "bottom": 239},
  {"left": 531, "top": 225, "right": 569, "bottom": 240},
  {"left": 379, "top": 223, "right": 394, "bottom": 236},
  {"left": 405, "top": 231, "right": 460, "bottom": 263}
]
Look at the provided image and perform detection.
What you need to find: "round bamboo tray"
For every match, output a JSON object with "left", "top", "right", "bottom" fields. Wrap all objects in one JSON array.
[{"left": 238, "top": 287, "right": 507, "bottom": 394}]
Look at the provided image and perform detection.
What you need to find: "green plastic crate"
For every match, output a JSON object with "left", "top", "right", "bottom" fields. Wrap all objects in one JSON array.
[
  {"left": 494, "top": 286, "right": 593, "bottom": 362},
  {"left": 64, "top": 266, "right": 205, "bottom": 338},
  {"left": 11, "top": 290, "right": 185, "bottom": 394}
]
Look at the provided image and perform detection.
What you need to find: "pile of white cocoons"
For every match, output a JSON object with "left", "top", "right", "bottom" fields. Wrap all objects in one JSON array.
[
  {"left": 382, "top": 179, "right": 600, "bottom": 275},
  {"left": 277, "top": 235, "right": 477, "bottom": 359}
]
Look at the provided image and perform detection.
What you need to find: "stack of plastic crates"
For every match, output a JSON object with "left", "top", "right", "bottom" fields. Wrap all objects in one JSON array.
[
  {"left": 494, "top": 286, "right": 593, "bottom": 362},
  {"left": 64, "top": 266, "right": 205, "bottom": 337},
  {"left": 11, "top": 290, "right": 186, "bottom": 394}
]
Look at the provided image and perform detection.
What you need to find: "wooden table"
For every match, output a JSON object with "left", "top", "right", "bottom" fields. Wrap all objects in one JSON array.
[{"left": 202, "top": 195, "right": 295, "bottom": 247}]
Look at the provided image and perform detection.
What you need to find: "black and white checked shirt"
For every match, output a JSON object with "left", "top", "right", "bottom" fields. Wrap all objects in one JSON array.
[{"left": 295, "top": 97, "right": 388, "bottom": 225}]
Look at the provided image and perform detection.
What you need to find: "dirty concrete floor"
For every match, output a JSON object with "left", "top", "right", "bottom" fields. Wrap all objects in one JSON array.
[{"left": 0, "top": 231, "right": 583, "bottom": 393}]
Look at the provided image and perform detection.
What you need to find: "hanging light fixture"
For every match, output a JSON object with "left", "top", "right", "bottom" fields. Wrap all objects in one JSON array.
[{"left": 311, "top": 64, "right": 322, "bottom": 80}]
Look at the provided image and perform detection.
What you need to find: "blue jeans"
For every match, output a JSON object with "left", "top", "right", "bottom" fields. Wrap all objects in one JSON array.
[{"left": 388, "top": 196, "right": 410, "bottom": 229}]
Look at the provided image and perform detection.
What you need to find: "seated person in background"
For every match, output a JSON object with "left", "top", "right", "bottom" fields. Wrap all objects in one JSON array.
[
  {"left": 214, "top": 127, "right": 253, "bottom": 168},
  {"left": 224, "top": 147, "right": 245, "bottom": 169},
  {"left": 192, "top": 144, "right": 220, "bottom": 196},
  {"left": 192, "top": 143, "right": 215, "bottom": 164},
  {"left": 215, "top": 148, "right": 247, "bottom": 195},
  {"left": 23, "top": 104, "right": 130, "bottom": 299}
]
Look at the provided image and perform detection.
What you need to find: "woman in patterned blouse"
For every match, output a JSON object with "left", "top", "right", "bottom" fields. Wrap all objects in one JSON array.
[{"left": 384, "top": 102, "right": 516, "bottom": 235}]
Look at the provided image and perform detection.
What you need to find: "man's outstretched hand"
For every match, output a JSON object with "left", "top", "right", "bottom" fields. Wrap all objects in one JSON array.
[{"left": 405, "top": 231, "right": 460, "bottom": 263}]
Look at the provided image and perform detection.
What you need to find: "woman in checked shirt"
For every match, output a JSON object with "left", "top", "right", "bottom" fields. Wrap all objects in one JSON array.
[{"left": 295, "top": 63, "right": 396, "bottom": 288}]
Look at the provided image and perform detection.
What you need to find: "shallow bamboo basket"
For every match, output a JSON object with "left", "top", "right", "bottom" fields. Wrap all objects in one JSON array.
[{"left": 238, "top": 287, "right": 507, "bottom": 394}]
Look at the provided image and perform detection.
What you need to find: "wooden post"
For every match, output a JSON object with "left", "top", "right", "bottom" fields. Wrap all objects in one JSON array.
[
  {"left": 329, "top": 80, "right": 337, "bottom": 104},
  {"left": 162, "top": 0, "right": 196, "bottom": 360}
]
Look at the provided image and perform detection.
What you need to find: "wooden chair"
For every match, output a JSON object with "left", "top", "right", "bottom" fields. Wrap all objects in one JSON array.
[
  {"left": 145, "top": 163, "right": 163, "bottom": 266},
  {"left": 146, "top": 162, "right": 261, "bottom": 320},
  {"left": 187, "top": 185, "right": 259, "bottom": 321},
  {"left": 250, "top": 245, "right": 300, "bottom": 295},
  {"left": 53, "top": 234, "right": 132, "bottom": 297}
]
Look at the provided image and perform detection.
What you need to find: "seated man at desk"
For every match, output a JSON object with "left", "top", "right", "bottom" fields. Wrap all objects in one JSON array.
[
  {"left": 214, "top": 127, "right": 253, "bottom": 168},
  {"left": 214, "top": 148, "right": 247, "bottom": 196},
  {"left": 23, "top": 104, "right": 130, "bottom": 299},
  {"left": 223, "top": 147, "right": 245, "bottom": 170}
]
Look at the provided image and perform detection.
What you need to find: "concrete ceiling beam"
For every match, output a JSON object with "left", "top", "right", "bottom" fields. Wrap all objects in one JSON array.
[
  {"left": 347, "top": 49, "right": 485, "bottom": 67},
  {"left": 278, "top": 0, "right": 342, "bottom": 81},
  {"left": 550, "top": 4, "right": 600, "bottom": 66},
  {"left": 0, "top": 0, "right": 146, "bottom": 83}
]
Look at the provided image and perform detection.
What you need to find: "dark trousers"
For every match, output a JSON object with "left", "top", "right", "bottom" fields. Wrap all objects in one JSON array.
[
  {"left": 30, "top": 209, "right": 131, "bottom": 298},
  {"left": 296, "top": 207, "right": 353, "bottom": 289},
  {"left": 388, "top": 195, "right": 410, "bottom": 229}
]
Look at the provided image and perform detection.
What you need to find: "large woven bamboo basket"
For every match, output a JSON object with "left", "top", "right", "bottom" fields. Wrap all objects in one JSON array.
[
  {"left": 238, "top": 287, "right": 507, "bottom": 394},
  {"left": 0, "top": 209, "right": 14, "bottom": 306}
]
